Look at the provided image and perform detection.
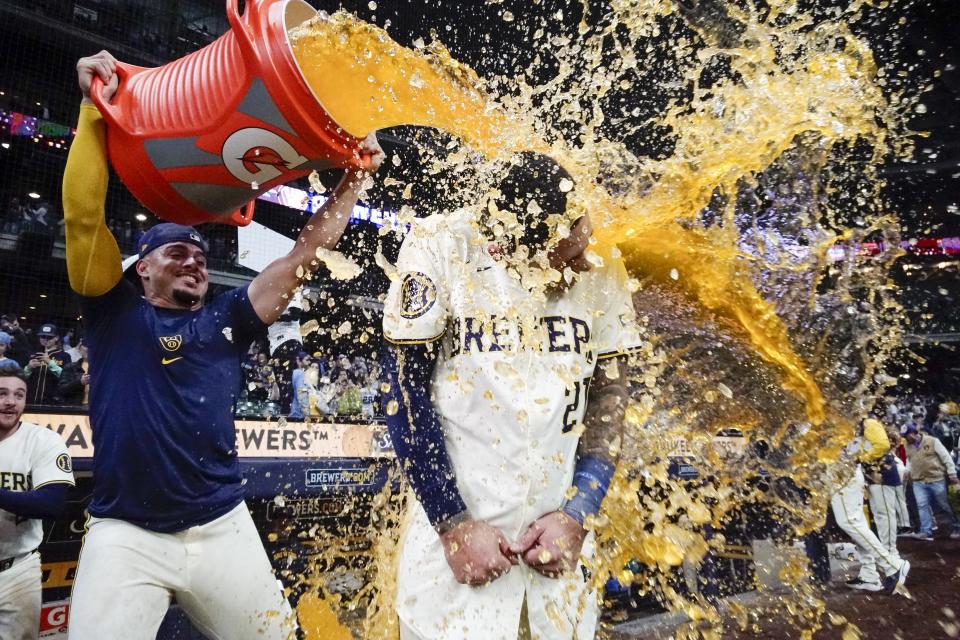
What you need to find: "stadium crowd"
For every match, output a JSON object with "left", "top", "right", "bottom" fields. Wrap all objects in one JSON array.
[
  {"left": 0, "top": 313, "right": 387, "bottom": 419},
  {"left": 3, "top": 197, "right": 240, "bottom": 269}
]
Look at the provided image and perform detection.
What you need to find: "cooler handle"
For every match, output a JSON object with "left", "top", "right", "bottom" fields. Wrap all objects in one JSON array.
[
  {"left": 227, "top": 199, "right": 256, "bottom": 227},
  {"left": 226, "top": 0, "right": 258, "bottom": 61},
  {"left": 89, "top": 62, "right": 137, "bottom": 128}
]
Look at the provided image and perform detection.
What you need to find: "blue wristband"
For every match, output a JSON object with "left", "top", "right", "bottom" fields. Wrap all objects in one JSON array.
[{"left": 561, "top": 456, "right": 615, "bottom": 526}]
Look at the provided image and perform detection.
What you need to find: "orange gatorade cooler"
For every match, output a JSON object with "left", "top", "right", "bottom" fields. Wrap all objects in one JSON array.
[{"left": 91, "top": 0, "right": 365, "bottom": 227}]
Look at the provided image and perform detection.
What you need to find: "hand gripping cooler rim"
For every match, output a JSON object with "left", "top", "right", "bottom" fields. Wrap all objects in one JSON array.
[{"left": 90, "top": 0, "right": 367, "bottom": 228}]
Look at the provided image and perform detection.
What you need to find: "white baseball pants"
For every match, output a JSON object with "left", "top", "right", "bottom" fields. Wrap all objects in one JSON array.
[
  {"left": 68, "top": 502, "right": 295, "bottom": 640},
  {"left": 867, "top": 484, "right": 899, "bottom": 557},
  {"left": 831, "top": 466, "right": 903, "bottom": 584},
  {"left": 0, "top": 552, "right": 41, "bottom": 640}
]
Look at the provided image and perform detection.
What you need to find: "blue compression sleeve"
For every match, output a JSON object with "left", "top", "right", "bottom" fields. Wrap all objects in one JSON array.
[
  {"left": 561, "top": 456, "right": 615, "bottom": 526},
  {"left": 383, "top": 343, "right": 468, "bottom": 529},
  {"left": 0, "top": 484, "right": 68, "bottom": 519}
]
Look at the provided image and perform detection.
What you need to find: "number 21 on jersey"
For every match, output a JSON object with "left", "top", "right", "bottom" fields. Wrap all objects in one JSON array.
[{"left": 562, "top": 376, "right": 592, "bottom": 433}]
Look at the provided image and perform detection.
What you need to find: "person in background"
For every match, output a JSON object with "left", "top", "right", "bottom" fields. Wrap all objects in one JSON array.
[
  {"left": 267, "top": 292, "right": 305, "bottom": 416},
  {"left": 931, "top": 402, "right": 959, "bottom": 456},
  {"left": 861, "top": 419, "right": 902, "bottom": 559},
  {"left": 57, "top": 338, "right": 91, "bottom": 407},
  {"left": 0, "top": 315, "right": 31, "bottom": 368},
  {"left": 831, "top": 418, "right": 909, "bottom": 593},
  {"left": 24, "top": 324, "right": 69, "bottom": 406},
  {"left": 901, "top": 423, "right": 960, "bottom": 541},
  {"left": 288, "top": 352, "right": 311, "bottom": 421},
  {"left": 63, "top": 330, "right": 82, "bottom": 363},
  {"left": 886, "top": 424, "right": 913, "bottom": 534},
  {"left": 333, "top": 371, "right": 361, "bottom": 416},
  {"left": 304, "top": 362, "right": 333, "bottom": 416},
  {"left": 0, "top": 332, "right": 20, "bottom": 369}
]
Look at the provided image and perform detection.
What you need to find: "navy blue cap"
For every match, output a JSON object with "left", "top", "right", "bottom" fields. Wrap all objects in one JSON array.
[
  {"left": 900, "top": 422, "right": 919, "bottom": 436},
  {"left": 137, "top": 223, "right": 209, "bottom": 259},
  {"left": 37, "top": 323, "right": 58, "bottom": 337}
]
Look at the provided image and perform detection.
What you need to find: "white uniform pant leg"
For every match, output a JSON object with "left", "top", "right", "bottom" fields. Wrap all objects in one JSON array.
[
  {"left": 67, "top": 518, "right": 176, "bottom": 640},
  {"left": 831, "top": 467, "right": 901, "bottom": 583},
  {"left": 894, "top": 485, "right": 910, "bottom": 528},
  {"left": 893, "top": 459, "right": 910, "bottom": 527},
  {"left": 0, "top": 553, "right": 41, "bottom": 640},
  {"left": 867, "top": 484, "right": 899, "bottom": 557},
  {"left": 173, "top": 503, "right": 295, "bottom": 640}
]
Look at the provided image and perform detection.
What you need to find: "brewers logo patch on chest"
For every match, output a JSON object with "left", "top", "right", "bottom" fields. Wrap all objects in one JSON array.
[{"left": 159, "top": 335, "right": 183, "bottom": 352}]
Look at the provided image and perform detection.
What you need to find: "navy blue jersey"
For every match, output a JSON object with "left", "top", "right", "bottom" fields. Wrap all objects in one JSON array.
[{"left": 81, "top": 280, "right": 265, "bottom": 532}]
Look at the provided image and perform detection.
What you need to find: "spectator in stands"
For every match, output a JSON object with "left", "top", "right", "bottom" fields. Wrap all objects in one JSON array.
[
  {"left": 901, "top": 423, "right": 960, "bottom": 540},
  {"left": 3, "top": 196, "right": 23, "bottom": 234},
  {"left": 58, "top": 338, "right": 91, "bottom": 407},
  {"left": 333, "top": 371, "right": 361, "bottom": 416},
  {"left": 24, "top": 323, "right": 69, "bottom": 406},
  {"left": 63, "top": 329, "right": 82, "bottom": 363},
  {"left": 932, "top": 402, "right": 959, "bottom": 454},
  {"left": 360, "top": 369, "right": 380, "bottom": 419},
  {"left": 886, "top": 424, "right": 913, "bottom": 534},
  {"left": 304, "top": 363, "right": 333, "bottom": 416},
  {"left": 289, "top": 352, "right": 311, "bottom": 420},
  {"left": 267, "top": 293, "right": 305, "bottom": 416},
  {"left": 0, "top": 332, "right": 20, "bottom": 369},
  {"left": 0, "top": 314, "right": 32, "bottom": 367},
  {"left": 23, "top": 200, "right": 54, "bottom": 235},
  {"left": 861, "top": 419, "right": 902, "bottom": 559},
  {"left": 245, "top": 352, "right": 271, "bottom": 403}
]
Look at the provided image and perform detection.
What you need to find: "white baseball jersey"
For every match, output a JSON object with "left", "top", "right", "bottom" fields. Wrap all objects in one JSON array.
[
  {"left": 0, "top": 422, "right": 74, "bottom": 558},
  {"left": 383, "top": 210, "right": 642, "bottom": 640}
]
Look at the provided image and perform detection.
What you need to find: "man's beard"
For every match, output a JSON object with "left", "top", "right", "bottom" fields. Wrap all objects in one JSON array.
[{"left": 172, "top": 287, "right": 201, "bottom": 307}]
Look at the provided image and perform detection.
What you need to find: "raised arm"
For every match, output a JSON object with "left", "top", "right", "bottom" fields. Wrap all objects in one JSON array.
[
  {"left": 247, "top": 137, "right": 384, "bottom": 324},
  {"left": 64, "top": 52, "right": 122, "bottom": 297}
]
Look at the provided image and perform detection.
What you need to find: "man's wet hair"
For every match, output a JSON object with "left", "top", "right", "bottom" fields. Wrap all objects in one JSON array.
[{"left": 488, "top": 152, "right": 574, "bottom": 254}]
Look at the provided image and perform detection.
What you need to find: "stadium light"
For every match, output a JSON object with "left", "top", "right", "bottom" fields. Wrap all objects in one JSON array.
[
  {"left": 135, "top": 213, "right": 148, "bottom": 222},
  {"left": 27, "top": 191, "right": 40, "bottom": 199}
]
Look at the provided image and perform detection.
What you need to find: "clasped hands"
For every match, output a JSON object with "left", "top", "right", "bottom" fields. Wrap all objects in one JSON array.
[{"left": 440, "top": 511, "right": 586, "bottom": 587}]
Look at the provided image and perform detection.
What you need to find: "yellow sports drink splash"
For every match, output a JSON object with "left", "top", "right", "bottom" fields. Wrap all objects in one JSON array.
[
  {"left": 290, "top": 14, "right": 539, "bottom": 156},
  {"left": 286, "top": 0, "right": 908, "bottom": 636}
]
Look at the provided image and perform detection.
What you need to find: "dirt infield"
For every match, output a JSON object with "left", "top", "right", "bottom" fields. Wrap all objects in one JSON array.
[{"left": 722, "top": 534, "right": 960, "bottom": 640}]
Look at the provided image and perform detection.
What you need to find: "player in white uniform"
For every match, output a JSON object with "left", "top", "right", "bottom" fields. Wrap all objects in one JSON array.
[
  {"left": 0, "top": 365, "right": 75, "bottom": 640},
  {"left": 383, "top": 154, "right": 642, "bottom": 640},
  {"left": 831, "top": 419, "right": 909, "bottom": 594}
]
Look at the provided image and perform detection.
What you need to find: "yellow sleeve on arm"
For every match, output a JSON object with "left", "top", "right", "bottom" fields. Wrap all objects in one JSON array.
[
  {"left": 860, "top": 418, "right": 891, "bottom": 463},
  {"left": 63, "top": 103, "right": 122, "bottom": 297}
]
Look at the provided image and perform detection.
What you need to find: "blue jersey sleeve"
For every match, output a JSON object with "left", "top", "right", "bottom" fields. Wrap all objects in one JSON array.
[
  {"left": 79, "top": 278, "right": 140, "bottom": 333},
  {"left": 211, "top": 284, "right": 267, "bottom": 350},
  {"left": 0, "top": 484, "right": 68, "bottom": 520},
  {"left": 382, "top": 343, "right": 467, "bottom": 529}
]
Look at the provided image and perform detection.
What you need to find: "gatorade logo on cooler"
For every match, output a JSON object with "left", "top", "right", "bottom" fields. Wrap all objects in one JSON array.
[{"left": 222, "top": 128, "right": 309, "bottom": 185}]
